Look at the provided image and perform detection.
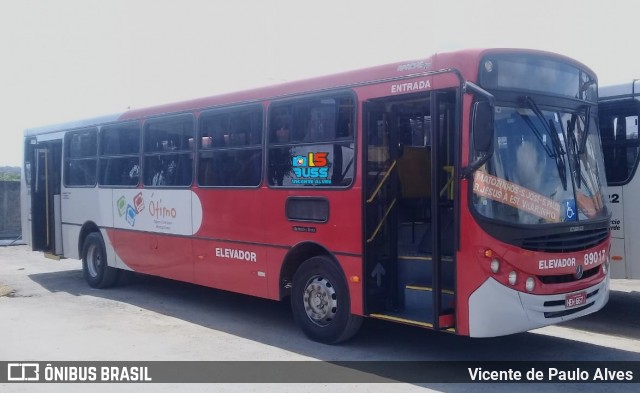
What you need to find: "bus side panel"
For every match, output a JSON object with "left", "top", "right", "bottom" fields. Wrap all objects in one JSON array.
[
  {"left": 109, "top": 189, "right": 198, "bottom": 282},
  {"left": 623, "top": 180, "right": 640, "bottom": 278},
  {"left": 20, "top": 173, "right": 32, "bottom": 247},
  {"left": 194, "top": 189, "right": 264, "bottom": 244},
  {"left": 62, "top": 224, "right": 82, "bottom": 259},
  {"left": 266, "top": 247, "right": 288, "bottom": 300},
  {"left": 261, "top": 187, "right": 364, "bottom": 315},
  {"left": 115, "top": 230, "right": 194, "bottom": 283},
  {"left": 192, "top": 188, "right": 268, "bottom": 298},
  {"left": 193, "top": 238, "right": 270, "bottom": 299},
  {"left": 338, "top": 254, "right": 364, "bottom": 316},
  {"left": 261, "top": 190, "right": 363, "bottom": 256},
  {"left": 609, "top": 237, "right": 626, "bottom": 278},
  {"left": 608, "top": 185, "right": 626, "bottom": 278},
  {"left": 60, "top": 188, "right": 114, "bottom": 260}
]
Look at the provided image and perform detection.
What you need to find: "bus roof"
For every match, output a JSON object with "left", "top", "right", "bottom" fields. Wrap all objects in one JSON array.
[
  {"left": 600, "top": 80, "right": 640, "bottom": 101},
  {"left": 24, "top": 48, "right": 588, "bottom": 136},
  {"left": 24, "top": 113, "right": 123, "bottom": 137}
]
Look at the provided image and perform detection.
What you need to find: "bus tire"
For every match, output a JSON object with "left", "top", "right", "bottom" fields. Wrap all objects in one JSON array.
[
  {"left": 291, "top": 256, "right": 362, "bottom": 344},
  {"left": 82, "top": 232, "right": 118, "bottom": 289}
]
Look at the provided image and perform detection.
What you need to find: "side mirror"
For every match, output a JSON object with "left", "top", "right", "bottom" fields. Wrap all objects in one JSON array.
[
  {"left": 462, "top": 101, "right": 495, "bottom": 178},
  {"left": 473, "top": 101, "right": 494, "bottom": 153}
]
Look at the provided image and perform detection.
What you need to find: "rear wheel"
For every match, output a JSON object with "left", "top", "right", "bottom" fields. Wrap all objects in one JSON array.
[
  {"left": 291, "top": 256, "right": 362, "bottom": 344},
  {"left": 82, "top": 232, "right": 118, "bottom": 288}
]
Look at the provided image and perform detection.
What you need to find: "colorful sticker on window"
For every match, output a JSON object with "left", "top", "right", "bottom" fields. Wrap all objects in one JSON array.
[
  {"left": 473, "top": 171, "right": 562, "bottom": 223},
  {"left": 291, "top": 152, "right": 330, "bottom": 185}
]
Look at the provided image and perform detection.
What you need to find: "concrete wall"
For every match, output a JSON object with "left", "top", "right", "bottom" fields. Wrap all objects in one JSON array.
[{"left": 0, "top": 181, "right": 21, "bottom": 239}]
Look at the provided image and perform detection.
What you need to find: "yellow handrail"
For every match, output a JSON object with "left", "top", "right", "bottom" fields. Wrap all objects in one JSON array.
[
  {"left": 439, "top": 166, "right": 454, "bottom": 200},
  {"left": 367, "top": 198, "right": 397, "bottom": 243},
  {"left": 366, "top": 160, "right": 397, "bottom": 204}
]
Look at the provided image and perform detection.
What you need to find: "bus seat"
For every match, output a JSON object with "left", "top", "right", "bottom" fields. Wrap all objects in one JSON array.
[
  {"left": 397, "top": 146, "right": 431, "bottom": 242},
  {"left": 397, "top": 146, "right": 431, "bottom": 198}
]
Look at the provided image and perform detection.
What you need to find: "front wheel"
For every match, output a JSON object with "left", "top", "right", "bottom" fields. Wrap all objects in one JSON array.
[
  {"left": 291, "top": 256, "right": 362, "bottom": 344},
  {"left": 82, "top": 232, "right": 118, "bottom": 288}
]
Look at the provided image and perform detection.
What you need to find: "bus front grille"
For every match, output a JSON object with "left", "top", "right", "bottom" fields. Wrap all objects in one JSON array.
[
  {"left": 537, "top": 266, "right": 600, "bottom": 284},
  {"left": 521, "top": 228, "right": 608, "bottom": 253}
]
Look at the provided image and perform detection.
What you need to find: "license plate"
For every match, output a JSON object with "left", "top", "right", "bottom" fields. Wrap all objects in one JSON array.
[{"left": 565, "top": 291, "right": 587, "bottom": 308}]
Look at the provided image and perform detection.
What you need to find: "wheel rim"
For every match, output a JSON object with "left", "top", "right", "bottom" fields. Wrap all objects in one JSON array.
[
  {"left": 302, "top": 275, "right": 337, "bottom": 327},
  {"left": 86, "top": 244, "right": 101, "bottom": 278}
]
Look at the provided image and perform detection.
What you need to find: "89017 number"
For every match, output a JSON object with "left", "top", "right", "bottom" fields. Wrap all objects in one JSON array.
[{"left": 583, "top": 250, "right": 606, "bottom": 266}]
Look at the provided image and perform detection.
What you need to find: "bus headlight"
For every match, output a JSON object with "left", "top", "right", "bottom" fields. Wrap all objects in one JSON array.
[
  {"left": 490, "top": 259, "right": 500, "bottom": 274},
  {"left": 525, "top": 277, "right": 535, "bottom": 292},
  {"left": 508, "top": 271, "right": 517, "bottom": 286}
]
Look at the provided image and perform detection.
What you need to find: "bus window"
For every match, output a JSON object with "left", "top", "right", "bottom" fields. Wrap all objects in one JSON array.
[
  {"left": 268, "top": 95, "right": 355, "bottom": 187},
  {"left": 64, "top": 128, "right": 98, "bottom": 187},
  {"left": 99, "top": 122, "right": 141, "bottom": 187},
  {"left": 198, "top": 106, "right": 263, "bottom": 187},
  {"left": 143, "top": 115, "right": 194, "bottom": 187},
  {"left": 600, "top": 104, "right": 640, "bottom": 185}
]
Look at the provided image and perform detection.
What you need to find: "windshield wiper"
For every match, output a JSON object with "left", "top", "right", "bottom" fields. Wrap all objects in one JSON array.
[
  {"left": 517, "top": 96, "right": 568, "bottom": 190},
  {"left": 546, "top": 117, "right": 568, "bottom": 191},
  {"left": 565, "top": 115, "right": 581, "bottom": 188},
  {"left": 578, "top": 105, "right": 591, "bottom": 154}
]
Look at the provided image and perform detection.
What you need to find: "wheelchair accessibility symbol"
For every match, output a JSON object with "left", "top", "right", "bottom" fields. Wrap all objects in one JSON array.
[{"left": 564, "top": 199, "right": 577, "bottom": 221}]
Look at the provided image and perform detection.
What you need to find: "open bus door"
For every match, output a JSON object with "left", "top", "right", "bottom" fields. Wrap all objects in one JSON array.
[
  {"left": 30, "top": 140, "right": 62, "bottom": 256},
  {"left": 363, "top": 101, "right": 399, "bottom": 312},
  {"left": 364, "top": 91, "right": 457, "bottom": 331}
]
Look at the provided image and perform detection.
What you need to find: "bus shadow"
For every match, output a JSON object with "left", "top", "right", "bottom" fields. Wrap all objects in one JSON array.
[
  {"left": 26, "top": 269, "right": 640, "bottom": 392},
  {"left": 559, "top": 289, "right": 640, "bottom": 340}
]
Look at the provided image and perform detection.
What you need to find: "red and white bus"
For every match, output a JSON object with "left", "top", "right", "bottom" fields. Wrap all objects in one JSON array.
[{"left": 22, "top": 48, "right": 611, "bottom": 343}]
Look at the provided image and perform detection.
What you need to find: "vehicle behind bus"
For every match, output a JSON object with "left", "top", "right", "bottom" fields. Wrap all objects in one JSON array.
[{"left": 599, "top": 80, "right": 640, "bottom": 278}]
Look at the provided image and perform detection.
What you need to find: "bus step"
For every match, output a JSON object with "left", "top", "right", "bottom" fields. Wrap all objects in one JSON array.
[
  {"left": 397, "top": 256, "right": 455, "bottom": 290},
  {"left": 44, "top": 253, "right": 62, "bottom": 261},
  {"left": 404, "top": 283, "right": 455, "bottom": 323},
  {"left": 369, "top": 311, "right": 456, "bottom": 332}
]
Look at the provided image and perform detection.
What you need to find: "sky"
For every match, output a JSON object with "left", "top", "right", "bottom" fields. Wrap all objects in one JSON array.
[{"left": 0, "top": 0, "right": 638, "bottom": 166}]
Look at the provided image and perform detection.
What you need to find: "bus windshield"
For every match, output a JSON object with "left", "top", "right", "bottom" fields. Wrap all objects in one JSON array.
[{"left": 473, "top": 102, "right": 608, "bottom": 225}]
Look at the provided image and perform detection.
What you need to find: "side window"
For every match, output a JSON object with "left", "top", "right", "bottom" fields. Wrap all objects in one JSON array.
[
  {"left": 24, "top": 138, "right": 36, "bottom": 186},
  {"left": 198, "top": 106, "right": 263, "bottom": 187},
  {"left": 599, "top": 101, "right": 640, "bottom": 185},
  {"left": 99, "top": 122, "right": 141, "bottom": 186},
  {"left": 143, "top": 114, "right": 194, "bottom": 187},
  {"left": 268, "top": 95, "right": 355, "bottom": 187},
  {"left": 64, "top": 128, "right": 97, "bottom": 187}
]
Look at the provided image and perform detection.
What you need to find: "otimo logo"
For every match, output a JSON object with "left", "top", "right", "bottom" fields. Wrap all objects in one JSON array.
[
  {"left": 117, "top": 192, "right": 145, "bottom": 227},
  {"left": 113, "top": 190, "right": 203, "bottom": 236}
]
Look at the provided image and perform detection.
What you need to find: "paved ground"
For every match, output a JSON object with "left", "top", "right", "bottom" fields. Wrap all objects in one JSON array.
[{"left": 1, "top": 245, "right": 640, "bottom": 392}]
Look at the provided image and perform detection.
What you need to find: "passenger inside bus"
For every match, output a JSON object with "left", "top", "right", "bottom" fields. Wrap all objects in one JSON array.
[{"left": 275, "top": 124, "right": 290, "bottom": 143}]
